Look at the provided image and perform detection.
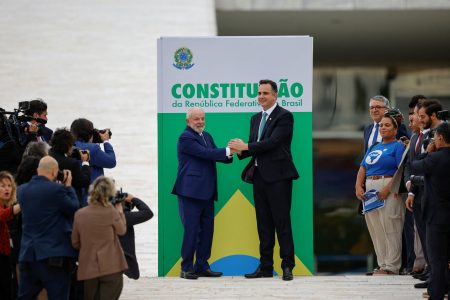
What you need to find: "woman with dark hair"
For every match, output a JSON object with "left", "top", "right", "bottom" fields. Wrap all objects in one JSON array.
[
  {"left": 355, "top": 112, "right": 406, "bottom": 275},
  {"left": 49, "top": 128, "right": 90, "bottom": 206},
  {"left": 0, "top": 171, "right": 21, "bottom": 300},
  {"left": 70, "top": 118, "right": 116, "bottom": 188},
  {"left": 72, "top": 176, "right": 127, "bottom": 300}
]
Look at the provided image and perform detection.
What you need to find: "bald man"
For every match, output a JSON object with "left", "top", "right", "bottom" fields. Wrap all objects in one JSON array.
[{"left": 17, "top": 156, "right": 79, "bottom": 300}]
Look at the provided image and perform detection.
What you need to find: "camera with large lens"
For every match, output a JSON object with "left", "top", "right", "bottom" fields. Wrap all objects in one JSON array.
[
  {"left": 92, "top": 128, "right": 112, "bottom": 143},
  {"left": 109, "top": 188, "right": 128, "bottom": 205},
  {"left": 410, "top": 175, "right": 425, "bottom": 187}
]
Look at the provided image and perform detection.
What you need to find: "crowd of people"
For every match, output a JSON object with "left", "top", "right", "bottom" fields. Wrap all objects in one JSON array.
[
  {"left": 0, "top": 99, "right": 153, "bottom": 300},
  {"left": 356, "top": 95, "right": 450, "bottom": 299}
]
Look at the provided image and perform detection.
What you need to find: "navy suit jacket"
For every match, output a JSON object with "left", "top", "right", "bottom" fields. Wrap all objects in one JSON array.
[
  {"left": 172, "top": 126, "right": 232, "bottom": 201},
  {"left": 363, "top": 123, "right": 410, "bottom": 153},
  {"left": 239, "top": 105, "right": 299, "bottom": 183},
  {"left": 75, "top": 140, "right": 116, "bottom": 182},
  {"left": 17, "top": 175, "right": 79, "bottom": 262},
  {"left": 411, "top": 147, "right": 450, "bottom": 225}
]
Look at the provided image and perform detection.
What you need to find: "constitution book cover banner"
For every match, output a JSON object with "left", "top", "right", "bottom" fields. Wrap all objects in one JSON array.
[{"left": 157, "top": 36, "right": 313, "bottom": 276}]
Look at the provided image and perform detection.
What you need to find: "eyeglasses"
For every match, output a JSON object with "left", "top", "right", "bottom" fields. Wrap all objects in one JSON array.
[{"left": 370, "top": 106, "right": 386, "bottom": 110}]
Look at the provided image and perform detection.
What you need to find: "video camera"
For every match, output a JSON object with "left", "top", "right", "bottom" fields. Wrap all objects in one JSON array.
[
  {"left": 1, "top": 101, "right": 32, "bottom": 149},
  {"left": 109, "top": 188, "right": 128, "bottom": 205}
]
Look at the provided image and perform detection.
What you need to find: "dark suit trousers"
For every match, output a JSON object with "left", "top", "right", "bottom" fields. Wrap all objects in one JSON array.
[
  {"left": 413, "top": 200, "right": 429, "bottom": 267},
  {"left": 18, "top": 260, "right": 71, "bottom": 300},
  {"left": 426, "top": 223, "right": 450, "bottom": 300},
  {"left": 178, "top": 196, "right": 214, "bottom": 272},
  {"left": 253, "top": 167, "right": 295, "bottom": 271}
]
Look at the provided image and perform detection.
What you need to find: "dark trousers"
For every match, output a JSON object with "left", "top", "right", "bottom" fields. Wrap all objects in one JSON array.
[
  {"left": 426, "top": 223, "right": 450, "bottom": 300},
  {"left": 402, "top": 209, "right": 416, "bottom": 272},
  {"left": 253, "top": 167, "right": 295, "bottom": 271},
  {"left": 18, "top": 260, "right": 71, "bottom": 300},
  {"left": 84, "top": 272, "right": 123, "bottom": 300},
  {"left": 178, "top": 196, "right": 214, "bottom": 272},
  {"left": 0, "top": 254, "right": 12, "bottom": 300},
  {"left": 413, "top": 201, "right": 430, "bottom": 267}
]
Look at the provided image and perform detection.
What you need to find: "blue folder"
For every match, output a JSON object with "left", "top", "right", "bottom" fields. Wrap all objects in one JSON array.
[{"left": 362, "top": 189, "right": 385, "bottom": 214}]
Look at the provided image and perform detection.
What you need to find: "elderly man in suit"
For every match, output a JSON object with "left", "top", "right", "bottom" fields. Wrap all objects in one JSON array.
[
  {"left": 17, "top": 156, "right": 78, "bottom": 300},
  {"left": 410, "top": 122, "right": 450, "bottom": 300},
  {"left": 228, "top": 79, "right": 299, "bottom": 281},
  {"left": 172, "top": 108, "right": 233, "bottom": 280}
]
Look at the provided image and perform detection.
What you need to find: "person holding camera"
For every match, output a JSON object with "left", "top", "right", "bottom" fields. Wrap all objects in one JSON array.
[
  {"left": 16, "top": 156, "right": 79, "bottom": 300},
  {"left": 410, "top": 122, "right": 450, "bottom": 300},
  {"left": 49, "top": 128, "right": 91, "bottom": 206},
  {"left": 70, "top": 118, "right": 116, "bottom": 184},
  {"left": 119, "top": 193, "right": 153, "bottom": 280},
  {"left": 24, "top": 99, "right": 53, "bottom": 143},
  {"left": 71, "top": 176, "right": 127, "bottom": 300}
]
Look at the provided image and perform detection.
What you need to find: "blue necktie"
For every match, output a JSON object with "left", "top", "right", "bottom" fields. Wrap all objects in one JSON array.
[
  {"left": 200, "top": 133, "right": 207, "bottom": 146},
  {"left": 258, "top": 112, "right": 268, "bottom": 141},
  {"left": 371, "top": 123, "right": 379, "bottom": 147}
]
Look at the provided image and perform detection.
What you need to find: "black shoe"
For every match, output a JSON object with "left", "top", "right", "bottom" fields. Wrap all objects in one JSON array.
[
  {"left": 196, "top": 269, "right": 223, "bottom": 277},
  {"left": 282, "top": 267, "right": 293, "bottom": 281},
  {"left": 180, "top": 271, "right": 198, "bottom": 280},
  {"left": 244, "top": 267, "right": 273, "bottom": 278},
  {"left": 414, "top": 280, "right": 428, "bottom": 289},
  {"left": 413, "top": 269, "right": 428, "bottom": 279}
]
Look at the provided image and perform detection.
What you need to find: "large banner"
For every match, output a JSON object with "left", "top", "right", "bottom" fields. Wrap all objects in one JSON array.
[{"left": 157, "top": 36, "right": 313, "bottom": 276}]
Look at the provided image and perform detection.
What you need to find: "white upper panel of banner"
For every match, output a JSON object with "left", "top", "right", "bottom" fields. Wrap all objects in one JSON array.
[{"left": 157, "top": 36, "right": 313, "bottom": 113}]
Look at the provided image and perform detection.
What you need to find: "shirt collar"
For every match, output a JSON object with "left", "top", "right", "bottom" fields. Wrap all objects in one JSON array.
[{"left": 263, "top": 103, "right": 277, "bottom": 117}]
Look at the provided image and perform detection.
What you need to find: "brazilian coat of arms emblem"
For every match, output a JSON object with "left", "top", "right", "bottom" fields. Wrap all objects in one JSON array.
[{"left": 173, "top": 47, "right": 194, "bottom": 70}]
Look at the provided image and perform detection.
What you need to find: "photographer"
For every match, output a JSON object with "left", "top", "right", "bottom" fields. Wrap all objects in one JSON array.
[
  {"left": 70, "top": 118, "right": 116, "bottom": 184},
  {"left": 410, "top": 122, "right": 450, "bottom": 300},
  {"left": 71, "top": 176, "right": 127, "bottom": 300},
  {"left": 119, "top": 193, "right": 153, "bottom": 280},
  {"left": 24, "top": 99, "right": 53, "bottom": 143},
  {"left": 49, "top": 128, "right": 91, "bottom": 206},
  {"left": 17, "top": 156, "right": 78, "bottom": 299}
]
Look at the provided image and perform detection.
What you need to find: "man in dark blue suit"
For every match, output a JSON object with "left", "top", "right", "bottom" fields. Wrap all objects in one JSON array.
[
  {"left": 17, "top": 156, "right": 79, "bottom": 299},
  {"left": 172, "top": 108, "right": 233, "bottom": 280}
]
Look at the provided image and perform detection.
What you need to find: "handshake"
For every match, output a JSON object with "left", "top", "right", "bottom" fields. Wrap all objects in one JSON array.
[{"left": 227, "top": 138, "right": 247, "bottom": 155}]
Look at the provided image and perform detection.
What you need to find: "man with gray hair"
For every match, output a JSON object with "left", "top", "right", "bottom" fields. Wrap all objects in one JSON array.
[{"left": 172, "top": 107, "right": 234, "bottom": 279}]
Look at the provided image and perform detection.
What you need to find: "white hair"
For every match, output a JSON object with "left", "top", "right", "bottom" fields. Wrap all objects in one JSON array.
[
  {"left": 370, "top": 95, "right": 391, "bottom": 109},
  {"left": 186, "top": 107, "right": 204, "bottom": 120}
]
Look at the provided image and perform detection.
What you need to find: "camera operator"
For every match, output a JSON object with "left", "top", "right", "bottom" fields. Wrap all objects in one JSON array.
[
  {"left": 410, "top": 122, "right": 450, "bottom": 300},
  {"left": 24, "top": 99, "right": 53, "bottom": 143},
  {"left": 70, "top": 118, "right": 116, "bottom": 185},
  {"left": 49, "top": 128, "right": 91, "bottom": 207},
  {"left": 119, "top": 193, "right": 153, "bottom": 280},
  {"left": 71, "top": 176, "right": 127, "bottom": 300}
]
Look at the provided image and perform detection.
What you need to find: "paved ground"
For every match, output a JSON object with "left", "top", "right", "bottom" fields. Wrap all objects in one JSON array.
[{"left": 121, "top": 275, "right": 425, "bottom": 299}]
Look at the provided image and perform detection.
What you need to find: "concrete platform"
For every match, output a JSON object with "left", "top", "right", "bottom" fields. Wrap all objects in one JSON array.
[{"left": 121, "top": 275, "right": 424, "bottom": 299}]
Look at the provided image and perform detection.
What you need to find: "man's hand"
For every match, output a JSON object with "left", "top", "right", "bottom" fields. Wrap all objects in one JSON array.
[
  {"left": 99, "top": 129, "right": 110, "bottom": 142},
  {"left": 80, "top": 150, "right": 90, "bottom": 162},
  {"left": 125, "top": 193, "right": 134, "bottom": 204},
  {"left": 405, "top": 195, "right": 414, "bottom": 212},
  {"left": 63, "top": 169, "right": 72, "bottom": 187},
  {"left": 228, "top": 138, "right": 248, "bottom": 152}
]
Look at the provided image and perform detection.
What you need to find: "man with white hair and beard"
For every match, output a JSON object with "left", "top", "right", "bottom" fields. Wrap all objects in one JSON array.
[{"left": 172, "top": 108, "right": 234, "bottom": 279}]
